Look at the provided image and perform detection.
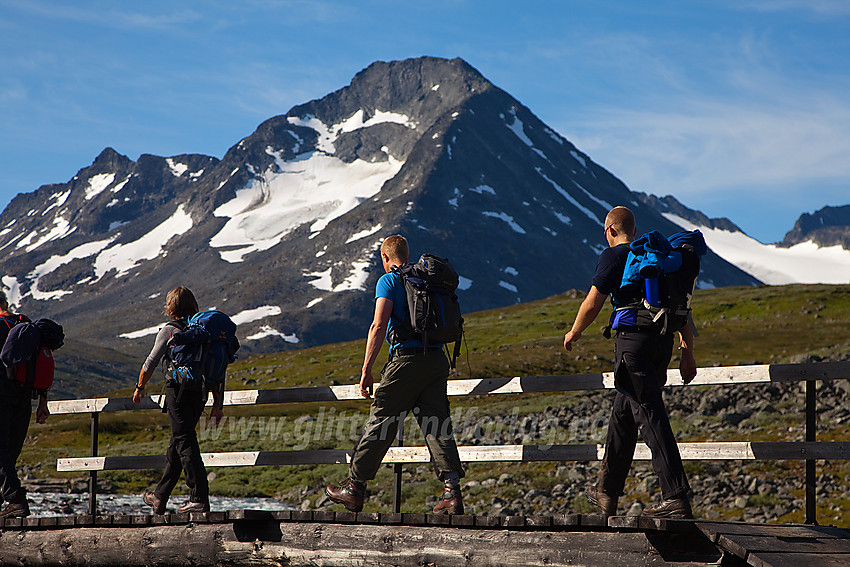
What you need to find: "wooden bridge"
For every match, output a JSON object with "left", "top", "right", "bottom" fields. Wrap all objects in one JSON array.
[
  {"left": 2, "top": 509, "right": 849, "bottom": 566},
  {"left": 1, "top": 361, "right": 848, "bottom": 565}
]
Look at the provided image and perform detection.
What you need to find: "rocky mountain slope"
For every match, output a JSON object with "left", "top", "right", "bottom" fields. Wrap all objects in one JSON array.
[{"left": 0, "top": 56, "right": 777, "bottom": 396}]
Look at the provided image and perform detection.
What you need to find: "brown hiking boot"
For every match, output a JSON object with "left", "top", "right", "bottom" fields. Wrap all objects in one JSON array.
[
  {"left": 177, "top": 500, "right": 210, "bottom": 513},
  {"left": 325, "top": 478, "right": 366, "bottom": 512},
  {"left": 0, "top": 501, "right": 30, "bottom": 520},
  {"left": 432, "top": 487, "right": 463, "bottom": 515},
  {"left": 143, "top": 490, "right": 167, "bottom": 515},
  {"left": 585, "top": 485, "right": 618, "bottom": 516},
  {"left": 644, "top": 497, "right": 693, "bottom": 519}
]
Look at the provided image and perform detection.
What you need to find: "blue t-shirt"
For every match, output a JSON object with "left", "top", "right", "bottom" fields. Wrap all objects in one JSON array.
[{"left": 376, "top": 270, "right": 424, "bottom": 354}]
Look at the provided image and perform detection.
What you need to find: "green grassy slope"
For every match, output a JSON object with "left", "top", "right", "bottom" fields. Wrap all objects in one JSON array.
[{"left": 22, "top": 284, "right": 850, "bottom": 526}]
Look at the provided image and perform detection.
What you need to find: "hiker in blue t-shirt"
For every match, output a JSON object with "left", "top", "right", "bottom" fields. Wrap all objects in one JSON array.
[
  {"left": 563, "top": 206, "right": 697, "bottom": 519},
  {"left": 325, "top": 235, "right": 465, "bottom": 514}
]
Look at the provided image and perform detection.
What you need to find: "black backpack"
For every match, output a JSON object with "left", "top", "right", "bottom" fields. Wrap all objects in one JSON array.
[{"left": 390, "top": 254, "right": 464, "bottom": 367}]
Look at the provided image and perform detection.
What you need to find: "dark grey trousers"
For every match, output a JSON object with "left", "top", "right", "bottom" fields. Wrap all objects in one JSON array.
[
  {"left": 600, "top": 331, "right": 691, "bottom": 501},
  {"left": 154, "top": 383, "right": 209, "bottom": 504},
  {"left": 350, "top": 349, "right": 464, "bottom": 482},
  {"left": 0, "top": 381, "right": 31, "bottom": 505}
]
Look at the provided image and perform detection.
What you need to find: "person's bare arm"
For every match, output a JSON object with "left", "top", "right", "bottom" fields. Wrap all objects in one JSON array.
[
  {"left": 563, "top": 286, "right": 608, "bottom": 351},
  {"left": 360, "top": 297, "right": 393, "bottom": 398},
  {"left": 133, "top": 368, "right": 154, "bottom": 403},
  {"left": 678, "top": 320, "right": 697, "bottom": 384}
]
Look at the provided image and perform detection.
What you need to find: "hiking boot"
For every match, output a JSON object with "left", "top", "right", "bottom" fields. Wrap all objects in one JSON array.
[
  {"left": 432, "top": 487, "right": 464, "bottom": 515},
  {"left": 325, "top": 478, "right": 366, "bottom": 513},
  {"left": 585, "top": 485, "right": 618, "bottom": 516},
  {"left": 643, "top": 497, "right": 693, "bottom": 519},
  {"left": 177, "top": 501, "right": 210, "bottom": 514},
  {"left": 143, "top": 490, "right": 166, "bottom": 515},
  {"left": 0, "top": 501, "right": 30, "bottom": 520}
]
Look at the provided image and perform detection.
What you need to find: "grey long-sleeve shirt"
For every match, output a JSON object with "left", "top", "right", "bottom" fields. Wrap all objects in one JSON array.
[{"left": 141, "top": 320, "right": 186, "bottom": 374}]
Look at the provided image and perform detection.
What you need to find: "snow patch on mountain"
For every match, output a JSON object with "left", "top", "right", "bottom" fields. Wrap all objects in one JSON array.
[
  {"left": 666, "top": 214, "right": 850, "bottom": 284},
  {"left": 93, "top": 205, "right": 193, "bottom": 280},
  {"left": 288, "top": 109, "right": 416, "bottom": 155},
  {"left": 470, "top": 185, "right": 496, "bottom": 195},
  {"left": 85, "top": 173, "right": 116, "bottom": 200},
  {"left": 246, "top": 326, "right": 299, "bottom": 343},
  {"left": 346, "top": 224, "right": 383, "bottom": 244},
  {"left": 231, "top": 305, "right": 283, "bottom": 326},
  {"left": 28, "top": 237, "right": 116, "bottom": 301},
  {"left": 119, "top": 305, "right": 284, "bottom": 340},
  {"left": 505, "top": 108, "right": 547, "bottom": 161},
  {"left": 305, "top": 260, "right": 372, "bottom": 293},
  {"left": 166, "top": 158, "right": 189, "bottom": 177},
  {"left": 1, "top": 276, "right": 22, "bottom": 308},
  {"left": 18, "top": 216, "right": 76, "bottom": 253},
  {"left": 210, "top": 152, "right": 402, "bottom": 263},
  {"left": 482, "top": 211, "right": 526, "bottom": 234}
]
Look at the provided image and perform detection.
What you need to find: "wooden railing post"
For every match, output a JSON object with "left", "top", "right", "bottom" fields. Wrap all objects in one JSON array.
[
  {"left": 805, "top": 379, "right": 817, "bottom": 525},
  {"left": 88, "top": 412, "right": 99, "bottom": 516},
  {"left": 392, "top": 413, "right": 405, "bottom": 513}
]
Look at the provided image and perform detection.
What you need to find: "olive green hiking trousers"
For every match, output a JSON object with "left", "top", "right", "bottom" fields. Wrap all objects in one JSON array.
[{"left": 350, "top": 348, "right": 464, "bottom": 482}]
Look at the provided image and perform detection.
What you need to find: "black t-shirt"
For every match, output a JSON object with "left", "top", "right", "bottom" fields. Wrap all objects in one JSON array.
[{"left": 591, "top": 244, "right": 641, "bottom": 307}]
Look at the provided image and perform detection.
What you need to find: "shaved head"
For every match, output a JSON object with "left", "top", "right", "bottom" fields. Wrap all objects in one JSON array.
[{"left": 605, "top": 206, "right": 635, "bottom": 236}]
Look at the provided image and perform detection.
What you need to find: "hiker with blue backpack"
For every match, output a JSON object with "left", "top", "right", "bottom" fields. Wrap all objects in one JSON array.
[
  {"left": 133, "top": 286, "right": 239, "bottom": 514},
  {"left": 325, "top": 235, "right": 466, "bottom": 514},
  {"left": 563, "top": 206, "right": 705, "bottom": 520}
]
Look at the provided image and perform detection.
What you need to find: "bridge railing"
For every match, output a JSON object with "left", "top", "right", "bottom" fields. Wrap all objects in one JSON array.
[{"left": 48, "top": 361, "right": 850, "bottom": 522}]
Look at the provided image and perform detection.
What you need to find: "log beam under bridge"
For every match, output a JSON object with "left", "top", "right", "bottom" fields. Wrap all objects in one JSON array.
[{"left": 1, "top": 510, "right": 847, "bottom": 566}]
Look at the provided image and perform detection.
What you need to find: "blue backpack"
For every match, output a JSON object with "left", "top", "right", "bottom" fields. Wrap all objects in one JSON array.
[
  {"left": 610, "top": 230, "right": 707, "bottom": 335},
  {"left": 168, "top": 310, "right": 239, "bottom": 395}
]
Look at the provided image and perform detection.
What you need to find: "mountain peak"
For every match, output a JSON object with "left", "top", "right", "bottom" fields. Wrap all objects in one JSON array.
[
  {"left": 781, "top": 205, "right": 850, "bottom": 249},
  {"left": 0, "top": 57, "right": 768, "bottom": 398}
]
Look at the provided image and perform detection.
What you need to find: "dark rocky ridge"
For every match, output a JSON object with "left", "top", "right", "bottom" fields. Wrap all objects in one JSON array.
[{"left": 781, "top": 204, "right": 850, "bottom": 249}]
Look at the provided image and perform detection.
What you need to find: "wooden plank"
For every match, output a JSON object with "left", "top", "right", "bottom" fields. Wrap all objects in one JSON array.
[
  {"left": 474, "top": 515, "right": 500, "bottom": 527},
  {"left": 748, "top": 552, "right": 850, "bottom": 567},
  {"left": 49, "top": 362, "right": 850, "bottom": 415},
  {"left": 552, "top": 514, "right": 581, "bottom": 527},
  {"left": 750, "top": 442, "right": 850, "bottom": 460},
  {"left": 608, "top": 516, "right": 640, "bottom": 529},
  {"left": 379, "top": 513, "right": 402, "bottom": 525},
  {"left": 450, "top": 514, "right": 475, "bottom": 527},
  {"left": 580, "top": 514, "right": 607, "bottom": 528},
  {"left": 696, "top": 521, "right": 850, "bottom": 540},
  {"left": 722, "top": 534, "right": 850, "bottom": 554},
  {"left": 0, "top": 521, "right": 724, "bottom": 567},
  {"left": 58, "top": 439, "right": 850, "bottom": 472},
  {"left": 426, "top": 514, "right": 451, "bottom": 526}
]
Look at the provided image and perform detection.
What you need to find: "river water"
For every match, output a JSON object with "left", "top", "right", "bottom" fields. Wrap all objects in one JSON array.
[{"left": 26, "top": 492, "right": 296, "bottom": 517}]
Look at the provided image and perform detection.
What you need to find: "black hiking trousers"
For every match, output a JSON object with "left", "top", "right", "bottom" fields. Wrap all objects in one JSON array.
[
  {"left": 154, "top": 383, "right": 209, "bottom": 505},
  {"left": 600, "top": 331, "right": 691, "bottom": 501},
  {"left": 0, "top": 380, "right": 31, "bottom": 505}
]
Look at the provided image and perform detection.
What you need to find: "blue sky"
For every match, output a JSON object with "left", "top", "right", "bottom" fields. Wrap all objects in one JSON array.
[{"left": 1, "top": 0, "right": 848, "bottom": 244}]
